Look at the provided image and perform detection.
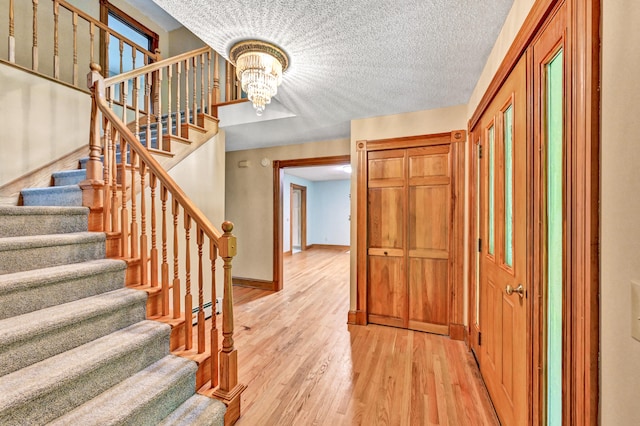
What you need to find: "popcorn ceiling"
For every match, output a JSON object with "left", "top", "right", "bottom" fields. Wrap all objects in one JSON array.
[{"left": 150, "top": 0, "right": 514, "bottom": 150}]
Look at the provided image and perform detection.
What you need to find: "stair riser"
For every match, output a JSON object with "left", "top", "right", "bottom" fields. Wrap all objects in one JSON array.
[
  {"left": 0, "top": 213, "right": 88, "bottom": 238},
  {"left": 21, "top": 186, "right": 82, "bottom": 207},
  {"left": 0, "top": 295, "right": 147, "bottom": 376},
  {"left": 0, "top": 264, "right": 126, "bottom": 320},
  {"left": 0, "top": 239, "right": 105, "bottom": 274},
  {"left": 0, "top": 326, "right": 170, "bottom": 425},
  {"left": 52, "top": 171, "right": 87, "bottom": 186}
]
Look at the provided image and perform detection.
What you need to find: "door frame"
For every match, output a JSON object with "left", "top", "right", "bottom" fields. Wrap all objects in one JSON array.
[
  {"left": 351, "top": 130, "right": 467, "bottom": 341},
  {"left": 289, "top": 183, "right": 307, "bottom": 253},
  {"left": 466, "top": 0, "right": 600, "bottom": 423},
  {"left": 272, "top": 155, "right": 350, "bottom": 291}
]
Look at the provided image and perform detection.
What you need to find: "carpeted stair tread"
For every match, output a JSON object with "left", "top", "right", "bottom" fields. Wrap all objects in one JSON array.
[
  {"left": 0, "top": 206, "right": 88, "bottom": 237},
  {"left": 0, "top": 231, "right": 106, "bottom": 274},
  {"left": 52, "top": 169, "right": 87, "bottom": 186},
  {"left": 0, "top": 259, "right": 127, "bottom": 320},
  {"left": 49, "top": 355, "right": 203, "bottom": 426},
  {"left": 0, "top": 288, "right": 148, "bottom": 376},
  {"left": 0, "top": 320, "right": 170, "bottom": 425},
  {"left": 20, "top": 184, "right": 82, "bottom": 206},
  {"left": 158, "top": 394, "right": 226, "bottom": 426}
]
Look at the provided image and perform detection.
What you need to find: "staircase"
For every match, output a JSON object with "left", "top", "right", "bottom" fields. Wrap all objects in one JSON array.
[{"left": 0, "top": 206, "right": 225, "bottom": 424}]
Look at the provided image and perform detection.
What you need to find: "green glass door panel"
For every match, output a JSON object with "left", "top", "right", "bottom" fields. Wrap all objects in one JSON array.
[
  {"left": 546, "top": 49, "right": 563, "bottom": 426},
  {"left": 504, "top": 105, "right": 513, "bottom": 268},
  {"left": 488, "top": 125, "right": 495, "bottom": 256}
]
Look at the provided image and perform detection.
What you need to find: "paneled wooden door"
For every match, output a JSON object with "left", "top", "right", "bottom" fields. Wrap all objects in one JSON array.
[
  {"left": 367, "top": 145, "right": 451, "bottom": 334},
  {"left": 478, "top": 54, "right": 528, "bottom": 425}
]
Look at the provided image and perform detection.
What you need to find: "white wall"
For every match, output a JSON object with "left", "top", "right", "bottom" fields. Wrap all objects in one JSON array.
[
  {"left": 309, "top": 180, "right": 350, "bottom": 246},
  {"left": 600, "top": 0, "right": 640, "bottom": 423}
]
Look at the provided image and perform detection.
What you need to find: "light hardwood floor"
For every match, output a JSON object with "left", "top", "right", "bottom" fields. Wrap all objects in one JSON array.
[{"left": 231, "top": 247, "right": 498, "bottom": 425}]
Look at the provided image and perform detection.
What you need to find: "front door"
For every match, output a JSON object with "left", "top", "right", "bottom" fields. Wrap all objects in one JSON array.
[{"left": 478, "top": 55, "right": 528, "bottom": 425}]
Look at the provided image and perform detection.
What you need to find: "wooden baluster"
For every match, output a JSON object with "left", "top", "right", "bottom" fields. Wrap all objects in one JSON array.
[
  {"left": 132, "top": 47, "right": 136, "bottom": 71},
  {"left": 161, "top": 185, "right": 170, "bottom": 315},
  {"left": 185, "top": 59, "right": 191, "bottom": 128},
  {"left": 130, "top": 150, "right": 139, "bottom": 259},
  {"left": 103, "top": 30, "right": 109, "bottom": 78},
  {"left": 89, "top": 22, "right": 95, "bottom": 64},
  {"left": 213, "top": 221, "right": 244, "bottom": 402},
  {"left": 8, "top": 0, "right": 15, "bottom": 62},
  {"left": 207, "top": 51, "right": 212, "bottom": 113},
  {"left": 72, "top": 12, "right": 78, "bottom": 86},
  {"left": 108, "top": 87, "right": 118, "bottom": 234},
  {"left": 120, "top": 79, "right": 127, "bottom": 135},
  {"left": 213, "top": 52, "right": 220, "bottom": 105},
  {"left": 184, "top": 213, "right": 193, "bottom": 350},
  {"left": 32, "top": 0, "right": 38, "bottom": 71},
  {"left": 120, "top": 135, "right": 129, "bottom": 258},
  {"left": 225, "top": 61, "right": 232, "bottom": 102},
  {"left": 172, "top": 198, "right": 181, "bottom": 319},
  {"left": 197, "top": 226, "right": 205, "bottom": 354},
  {"left": 53, "top": 0, "right": 59, "bottom": 79},
  {"left": 167, "top": 64, "right": 173, "bottom": 137},
  {"left": 139, "top": 161, "right": 147, "bottom": 285},
  {"left": 145, "top": 72, "right": 151, "bottom": 148},
  {"left": 119, "top": 39, "right": 124, "bottom": 75},
  {"left": 201, "top": 53, "right": 206, "bottom": 115},
  {"left": 176, "top": 61, "right": 182, "bottom": 138},
  {"left": 156, "top": 68, "right": 163, "bottom": 149},
  {"left": 150, "top": 174, "right": 158, "bottom": 287},
  {"left": 133, "top": 76, "right": 140, "bottom": 145},
  {"left": 210, "top": 239, "right": 219, "bottom": 388},
  {"left": 192, "top": 57, "right": 197, "bottom": 123}
]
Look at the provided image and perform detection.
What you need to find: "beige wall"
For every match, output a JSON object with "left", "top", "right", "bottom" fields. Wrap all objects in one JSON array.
[
  {"left": 0, "top": 63, "right": 90, "bottom": 186},
  {"left": 600, "top": 0, "right": 640, "bottom": 423},
  {"left": 168, "top": 131, "right": 227, "bottom": 302},
  {"left": 349, "top": 105, "right": 468, "bottom": 311},
  {"left": 226, "top": 139, "right": 350, "bottom": 280},
  {"left": 467, "top": 0, "right": 536, "bottom": 117}
]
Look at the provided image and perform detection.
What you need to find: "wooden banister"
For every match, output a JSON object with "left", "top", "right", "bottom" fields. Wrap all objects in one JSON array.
[{"left": 87, "top": 60, "right": 245, "bottom": 421}]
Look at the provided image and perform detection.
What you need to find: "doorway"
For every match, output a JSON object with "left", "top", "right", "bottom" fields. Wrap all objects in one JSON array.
[
  {"left": 289, "top": 184, "right": 307, "bottom": 254},
  {"left": 272, "top": 155, "right": 351, "bottom": 291}
]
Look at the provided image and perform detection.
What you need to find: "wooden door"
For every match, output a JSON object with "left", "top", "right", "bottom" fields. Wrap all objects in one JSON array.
[
  {"left": 478, "top": 54, "right": 528, "bottom": 425},
  {"left": 407, "top": 145, "right": 450, "bottom": 334},
  {"left": 367, "top": 146, "right": 451, "bottom": 334},
  {"left": 367, "top": 149, "right": 407, "bottom": 328}
]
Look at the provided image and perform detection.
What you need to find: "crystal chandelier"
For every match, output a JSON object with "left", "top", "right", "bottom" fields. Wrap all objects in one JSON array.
[{"left": 229, "top": 40, "right": 289, "bottom": 116}]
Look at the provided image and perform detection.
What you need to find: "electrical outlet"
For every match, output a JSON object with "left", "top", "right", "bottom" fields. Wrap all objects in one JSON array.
[{"left": 631, "top": 280, "right": 640, "bottom": 342}]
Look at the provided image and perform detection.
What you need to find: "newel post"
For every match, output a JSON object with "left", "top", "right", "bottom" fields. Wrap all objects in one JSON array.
[
  {"left": 213, "top": 221, "right": 246, "bottom": 420},
  {"left": 80, "top": 62, "right": 105, "bottom": 232}
]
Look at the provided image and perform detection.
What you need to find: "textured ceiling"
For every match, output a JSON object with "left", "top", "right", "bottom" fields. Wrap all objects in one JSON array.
[{"left": 150, "top": 0, "right": 514, "bottom": 151}]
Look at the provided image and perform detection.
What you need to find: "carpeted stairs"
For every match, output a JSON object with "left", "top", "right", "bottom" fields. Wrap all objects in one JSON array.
[{"left": 0, "top": 205, "right": 225, "bottom": 424}]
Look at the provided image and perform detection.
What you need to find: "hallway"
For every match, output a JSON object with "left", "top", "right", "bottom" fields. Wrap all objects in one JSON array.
[{"left": 232, "top": 248, "right": 497, "bottom": 425}]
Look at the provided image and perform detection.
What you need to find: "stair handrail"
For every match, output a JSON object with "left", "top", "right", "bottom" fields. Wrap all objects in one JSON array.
[{"left": 86, "top": 59, "right": 245, "bottom": 419}]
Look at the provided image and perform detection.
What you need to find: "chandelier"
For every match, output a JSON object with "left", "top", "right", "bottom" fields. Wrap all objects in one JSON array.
[{"left": 229, "top": 40, "right": 289, "bottom": 116}]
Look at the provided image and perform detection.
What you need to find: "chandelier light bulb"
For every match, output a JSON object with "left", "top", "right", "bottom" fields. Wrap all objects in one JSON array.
[{"left": 229, "top": 40, "right": 289, "bottom": 116}]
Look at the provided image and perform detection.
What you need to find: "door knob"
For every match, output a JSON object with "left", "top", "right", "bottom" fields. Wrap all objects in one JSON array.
[{"left": 505, "top": 284, "right": 525, "bottom": 299}]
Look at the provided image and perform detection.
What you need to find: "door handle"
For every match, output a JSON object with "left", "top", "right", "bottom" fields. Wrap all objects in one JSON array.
[{"left": 505, "top": 284, "right": 525, "bottom": 299}]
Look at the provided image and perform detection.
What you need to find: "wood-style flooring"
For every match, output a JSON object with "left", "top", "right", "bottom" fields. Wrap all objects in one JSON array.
[{"left": 231, "top": 247, "right": 498, "bottom": 425}]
